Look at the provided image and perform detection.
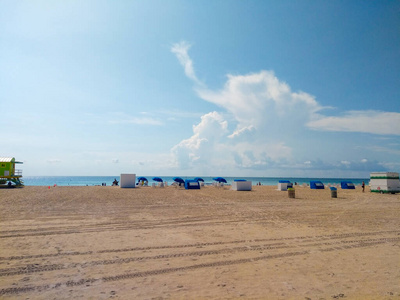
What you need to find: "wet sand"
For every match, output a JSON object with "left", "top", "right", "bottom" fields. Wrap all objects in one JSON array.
[{"left": 0, "top": 185, "right": 399, "bottom": 299}]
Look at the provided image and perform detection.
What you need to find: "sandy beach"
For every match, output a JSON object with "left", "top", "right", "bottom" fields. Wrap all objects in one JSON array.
[{"left": 0, "top": 185, "right": 399, "bottom": 299}]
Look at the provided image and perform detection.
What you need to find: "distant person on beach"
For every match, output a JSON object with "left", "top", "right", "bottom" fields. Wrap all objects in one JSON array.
[
  {"left": 112, "top": 179, "right": 119, "bottom": 186},
  {"left": 362, "top": 181, "right": 365, "bottom": 192}
]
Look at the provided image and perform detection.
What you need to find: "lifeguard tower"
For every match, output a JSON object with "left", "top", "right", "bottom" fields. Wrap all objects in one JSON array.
[{"left": 0, "top": 157, "right": 23, "bottom": 186}]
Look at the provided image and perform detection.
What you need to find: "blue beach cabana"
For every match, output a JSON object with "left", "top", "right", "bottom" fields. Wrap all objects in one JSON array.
[
  {"left": 310, "top": 181, "right": 325, "bottom": 189},
  {"left": 341, "top": 181, "right": 355, "bottom": 189},
  {"left": 184, "top": 179, "right": 200, "bottom": 189},
  {"left": 194, "top": 177, "right": 204, "bottom": 182}
]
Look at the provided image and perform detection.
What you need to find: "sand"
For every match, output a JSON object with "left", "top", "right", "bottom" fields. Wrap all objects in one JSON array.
[{"left": 0, "top": 185, "right": 399, "bottom": 299}]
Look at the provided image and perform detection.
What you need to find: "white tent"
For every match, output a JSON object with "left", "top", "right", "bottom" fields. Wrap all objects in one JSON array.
[
  {"left": 120, "top": 174, "right": 136, "bottom": 188},
  {"left": 231, "top": 180, "right": 252, "bottom": 191}
]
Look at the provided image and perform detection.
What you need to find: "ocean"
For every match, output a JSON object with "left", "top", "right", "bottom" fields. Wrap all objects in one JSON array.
[{"left": 22, "top": 176, "right": 368, "bottom": 187}]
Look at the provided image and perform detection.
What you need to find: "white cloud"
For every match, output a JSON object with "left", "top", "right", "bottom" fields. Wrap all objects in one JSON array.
[
  {"left": 171, "top": 41, "right": 203, "bottom": 86},
  {"left": 367, "top": 146, "right": 400, "bottom": 156},
  {"left": 307, "top": 111, "right": 400, "bottom": 135},
  {"left": 170, "top": 43, "right": 324, "bottom": 170},
  {"left": 47, "top": 159, "right": 61, "bottom": 164},
  {"left": 171, "top": 111, "right": 292, "bottom": 171},
  {"left": 197, "top": 71, "right": 321, "bottom": 132},
  {"left": 109, "top": 117, "right": 163, "bottom": 126},
  {"left": 170, "top": 41, "right": 400, "bottom": 174},
  {"left": 171, "top": 112, "right": 228, "bottom": 169}
]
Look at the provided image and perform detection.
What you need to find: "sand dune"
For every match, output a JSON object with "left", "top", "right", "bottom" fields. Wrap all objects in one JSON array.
[{"left": 0, "top": 185, "right": 399, "bottom": 299}]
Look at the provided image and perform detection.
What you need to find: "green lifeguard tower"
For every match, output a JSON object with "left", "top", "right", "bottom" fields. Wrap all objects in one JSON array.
[{"left": 0, "top": 157, "right": 24, "bottom": 187}]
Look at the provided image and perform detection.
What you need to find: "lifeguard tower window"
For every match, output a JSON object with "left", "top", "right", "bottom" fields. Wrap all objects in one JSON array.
[{"left": 1, "top": 164, "right": 5, "bottom": 168}]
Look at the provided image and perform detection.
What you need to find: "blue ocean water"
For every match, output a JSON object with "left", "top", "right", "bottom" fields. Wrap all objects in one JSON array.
[{"left": 22, "top": 176, "right": 368, "bottom": 187}]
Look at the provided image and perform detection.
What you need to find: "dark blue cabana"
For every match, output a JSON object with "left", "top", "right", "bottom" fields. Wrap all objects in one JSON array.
[
  {"left": 194, "top": 177, "right": 204, "bottom": 182},
  {"left": 341, "top": 181, "right": 355, "bottom": 189},
  {"left": 152, "top": 177, "right": 163, "bottom": 182},
  {"left": 185, "top": 180, "right": 200, "bottom": 189},
  {"left": 137, "top": 177, "right": 148, "bottom": 182},
  {"left": 310, "top": 181, "right": 324, "bottom": 189}
]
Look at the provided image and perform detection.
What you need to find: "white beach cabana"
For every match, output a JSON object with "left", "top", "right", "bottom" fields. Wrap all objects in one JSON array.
[
  {"left": 120, "top": 174, "right": 136, "bottom": 188},
  {"left": 231, "top": 180, "right": 252, "bottom": 191}
]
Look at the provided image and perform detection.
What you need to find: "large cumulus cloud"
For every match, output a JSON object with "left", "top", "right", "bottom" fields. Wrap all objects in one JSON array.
[{"left": 170, "top": 41, "right": 400, "bottom": 173}]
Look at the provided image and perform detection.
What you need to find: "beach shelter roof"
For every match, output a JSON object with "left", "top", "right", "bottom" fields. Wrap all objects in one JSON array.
[
  {"left": 152, "top": 177, "right": 163, "bottom": 182},
  {"left": 213, "top": 177, "right": 227, "bottom": 183},
  {"left": 194, "top": 177, "right": 204, "bottom": 182},
  {"left": 173, "top": 177, "right": 185, "bottom": 184},
  {"left": 310, "top": 181, "right": 324, "bottom": 189},
  {"left": 0, "top": 157, "right": 23, "bottom": 164},
  {"left": 341, "top": 181, "right": 355, "bottom": 189},
  {"left": 137, "top": 177, "right": 148, "bottom": 182}
]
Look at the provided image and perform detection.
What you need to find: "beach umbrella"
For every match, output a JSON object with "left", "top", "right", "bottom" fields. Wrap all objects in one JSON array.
[
  {"left": 152, "top": 177, "right": 163, "bottom": 182},
  {"left": 213, "top": 177, "right": 227, "bottom": 183},
  {"left": 194, "top": 177, "right": 204, "bottom": 182},
  {"left": 137, "top": 177, "right": 148, "bottom": 182},
  {"left": 173, "top": 177, "right": 185, "bottom": 184}
]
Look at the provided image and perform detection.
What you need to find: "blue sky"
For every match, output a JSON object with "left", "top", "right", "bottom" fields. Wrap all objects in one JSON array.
[{"left": 1, "top": 0, "right": 399, "bottom": 177}]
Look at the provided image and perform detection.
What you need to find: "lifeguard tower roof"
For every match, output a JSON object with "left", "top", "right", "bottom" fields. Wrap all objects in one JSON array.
[{"left": 0, "top": 157, "right": 23, "bottom": 164}]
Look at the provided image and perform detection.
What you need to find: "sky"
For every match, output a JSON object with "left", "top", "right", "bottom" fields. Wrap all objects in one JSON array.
[{"left": 1, "top": 0, "right": 399, "bottom": 178}]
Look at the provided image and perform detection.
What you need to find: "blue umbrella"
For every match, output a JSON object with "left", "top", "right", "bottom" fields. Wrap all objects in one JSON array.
[
  {"left": 152, "top": 177, "right": 163, "bottom": 182},
  {"left": 213, "top": 177, "right": 227, "bottom": 183},
  {"left": 194, "top": 177, "right": 204, "bottom": 182},
  {"left": 137, "top": 177, "right": 148, "bottom": 182},
  {"left": 173, "top": 177, "right": 185, "bottom": 184}
]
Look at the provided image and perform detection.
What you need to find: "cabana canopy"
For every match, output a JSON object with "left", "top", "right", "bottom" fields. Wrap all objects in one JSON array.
[
  {"left": 310, "top": 181, "right": 324, "bottom": 189},
  {"left": 152, "top": 177, "right": 163, "bottom": 182},
  {"left": 194, "top": 177, "right": 204, "bottom": 182},
  {"left": 341, "top": 181, "right": 355, "bottom": 189},
  {"left": 137, "top": 177, "right": 148, "bottom": 182},
  {"left": 185, "top": 180, "right": 200, "bottom": 189}
]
